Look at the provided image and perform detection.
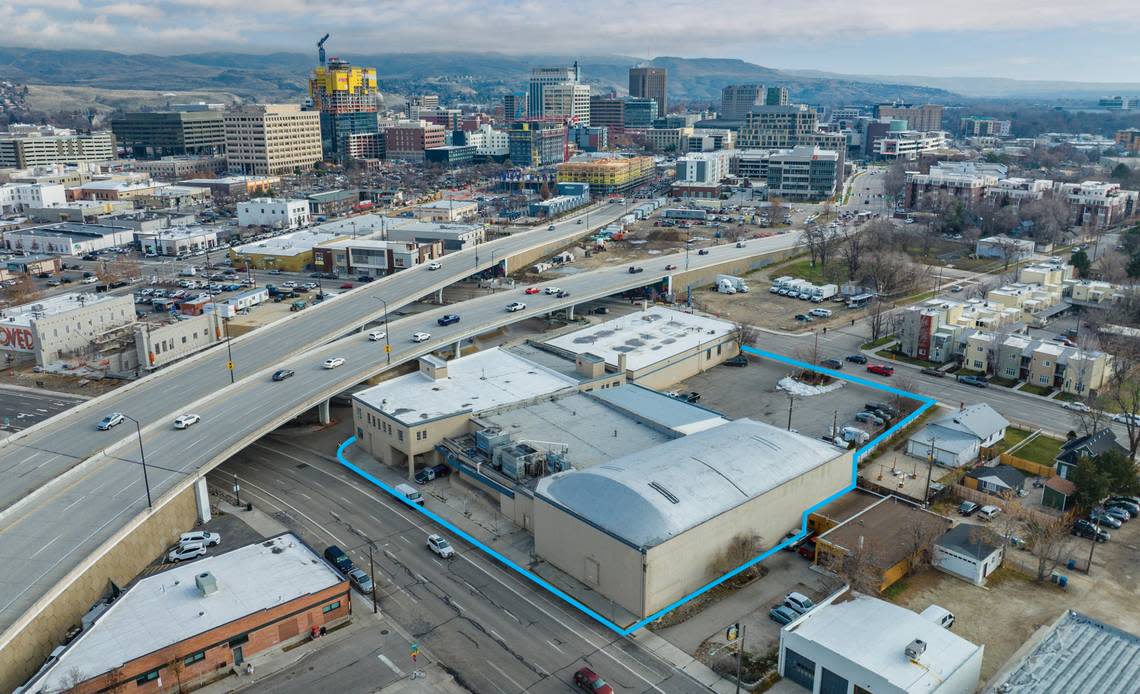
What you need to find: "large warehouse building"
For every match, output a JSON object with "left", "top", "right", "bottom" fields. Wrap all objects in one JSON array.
[{"left": 533, "top": 419, "right": 852, "bottom": 618}]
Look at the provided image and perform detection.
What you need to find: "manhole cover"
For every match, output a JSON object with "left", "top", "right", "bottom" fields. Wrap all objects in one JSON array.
[{"left": 381, "top": 629, "right": 389, "bottom": 635}]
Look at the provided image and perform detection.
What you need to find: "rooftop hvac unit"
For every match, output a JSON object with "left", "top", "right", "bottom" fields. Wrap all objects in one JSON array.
[
  {"left": 905, "top": 638, "right": 927, "bottom": 660},
  {"left": 475, "top": 427, "right": 511, "bottom": 455},
  {"left": 195, "top": 571, "right": 218, "bottom": 597}
]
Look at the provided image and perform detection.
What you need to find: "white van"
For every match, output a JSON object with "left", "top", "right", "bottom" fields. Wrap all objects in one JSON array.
[
  {"left": 920, "top": 605, "right": 955, "bottom": 629},
  {"left": 395, "top": 483, "right": 425, "bottom": 507}
]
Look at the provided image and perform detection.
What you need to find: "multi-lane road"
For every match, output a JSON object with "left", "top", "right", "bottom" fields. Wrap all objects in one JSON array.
[
  {"left": 0, "top": 228, "right": 802, "bottom": 651},
  {"left": 211, "top": 439, "right": 712, "bottom": 693}
]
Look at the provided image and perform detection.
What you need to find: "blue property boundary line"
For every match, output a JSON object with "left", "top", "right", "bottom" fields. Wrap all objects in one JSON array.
[{"left": 335, "top": 344, "right": 937, "bottom": 636}]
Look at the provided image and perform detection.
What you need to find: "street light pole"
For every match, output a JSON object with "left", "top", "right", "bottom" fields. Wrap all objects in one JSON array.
[
  {"left": 373, "top": 296, "right": 391, "bottom": 365},
  {"left": 121, "top": 414, "right": 152, "bottom": 509}
]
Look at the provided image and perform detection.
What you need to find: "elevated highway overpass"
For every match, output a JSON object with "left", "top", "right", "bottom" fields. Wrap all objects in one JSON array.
[{"left": 0, "top": 221, "right": 803, "bottom": 686}]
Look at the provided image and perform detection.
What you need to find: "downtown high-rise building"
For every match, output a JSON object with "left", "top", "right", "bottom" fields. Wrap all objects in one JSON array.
[
  {"left": 224, "top": 104, "right": 323, "bottom": 175},
  {"left": 528, "top": 64, "right": 580, "bottom": 118},
  {"left": 629, "top": 66, "right": 667, "bottom": 115},
  {"left": 720, "top": 85, "right": 790, "bottom": 120},
  {"left": 309, "top": 57, "right": 379, "bottom": 160},
  {"left": 502, "top": 93, "right": 528, "bottom": 121},
  {"left": 542, "top": 83, "right": 591, "bottom": 126}
]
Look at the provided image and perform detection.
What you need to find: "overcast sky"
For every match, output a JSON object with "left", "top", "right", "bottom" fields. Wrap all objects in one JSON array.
[{"left": 5, "top": 0, "right": 1140, "bottom": 83}]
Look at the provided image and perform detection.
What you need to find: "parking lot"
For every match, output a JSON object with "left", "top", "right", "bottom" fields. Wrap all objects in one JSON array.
[{"left": 676, "top": 354, "right": 911, "bottom": 444}]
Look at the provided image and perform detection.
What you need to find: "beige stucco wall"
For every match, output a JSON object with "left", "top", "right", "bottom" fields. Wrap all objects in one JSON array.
[
  {"left": 641, "top": 450, "right": 852, "bottom": 617},
  {"left": 629, "top": 334, "right": 738, "bottom": 389},
  {"left": 0, "top": 484, "right": 198, "bottom": 694},
  {"left": 533, "top": 496, "right": 646, "bottom": 616}
]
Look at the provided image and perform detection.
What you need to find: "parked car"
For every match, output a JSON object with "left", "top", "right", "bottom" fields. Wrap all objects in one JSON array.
[
  {"left": 426, "top": 262, "right": 442, "bottom": 271},
  {"left": 347, "top": 567, "right": 374, "bottom": 594},
  {"left": 324, "top": 545, "right": 353, "bottom": 573},
  {"left": 1105, "top": 495, "right": 1140, "bottom": 507},
  {"left": 724, "top": 355, "right": 749, "bottom": 367},
  {"left": 272, "top": 369, "right": 294, "bottom": 381},
  {"left": 794, "top": 314, "right": 813, "bottom": 322},
  {"left": 1062, "top": 401, "right": 1092, "bottom": 413},
  {"left": 797, "top": 541, "right": 817, "bottom": 561},
  {"left": 958, "top": 501, "right": 979, "bottom": 516},
  {"left": 784, "top": 591, "right": 815, "bottom": 615},
  {"left": 573, "top": 667, "right": 615, "bottom": 694},
  {"left": 1105, "top": 499, "right": 1140, "bottom": 517},
  {"left": 978, "top": 505, "right": 1001, "bottom": 520},
  {"left": 820, "top": 358, "right": 843, "bottom": 370},
  {"left": 769, "top": 605, "right": 798, "bottom": 625},
  {"left": 866, "top": 364, "right": 894, "bottom": 376},
  {"left": 97, "top": 413, "right": 125, "bottom": 430},
  {"left": 322, "top": 357, "right": 346, "bottom": 369},
  {"left": 427, "top": 534, "right": 455, "bottom": 559},
  {"left": 167, "top": 542, "right": 207, "bottom": 563},
  {"left": 1089, "top": 510, "right": 1123, "bottom": 529},
  {"left": 846, "top": 354, "right": 868, "bottom": 364},
  {"left": 1111, "top": 413, "right": 1140, "bottom": 426},
  {"left": 855, "top": 411, "right": 885, "bottom": 426},
  {"left": 921, "top": 368, "right": 946, "bottom": 378},
  {"left": 957, "top": 374, "right": 988, "bottom": 387},
  {"left": 1072, "top": 519, "right": 1110, "bottom": 542},
  {"left": 179, "top": 531, "right": 221, "bottom": 547},
  {"left": 506, "top": 302, "right": 526, "bottom": 312},
  {"left": 437, "top": 314, "right": 460, "bottom": 326},
  {"left": 173, "top": 413, "right": 201, "bottom": 429},
  {"left": 411, "top": 332, "right": 431, "bottom": 343}
]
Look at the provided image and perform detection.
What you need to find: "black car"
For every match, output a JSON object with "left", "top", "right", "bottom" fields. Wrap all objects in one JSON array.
[
  {"left": 357, "top": 275, "right": 375, "bottom": 283},
  {"left": 556, "top": 290, "right": 570, "bottom": 298},
  {"left": 1105, "top": 500, "right": 1140, "bottom": 517},
  {"left": 272, "top": 369, "right": 295, "bottom": 382},
  {"left": 438, "top": 314, "right": 460, "bottom": 326},
  {"left": 628, "top": 266, "right": 644, "bottom": 274},
  {"left": 865, "top": 402, "right": 899, "bottom": 417},
  {"left": 820, "top": 358, "right": 843, "bottom": 370},
  {"left": 725, "top": 355, "right": 749, "bottom": 367},
  {"left": 683, "top": 391, "right": 700, "bottom": 403},
  {"left": 846, "top": 354, "right": 868, "bottom": 364},
  {"left": 1072, "top": 519, "right": 1110, "bottom": 543},
  {"left": 698, "top": 249, "right": 710, "bottom": 255}
]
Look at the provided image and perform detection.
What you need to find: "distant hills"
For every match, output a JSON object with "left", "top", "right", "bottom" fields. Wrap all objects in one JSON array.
[
  {"left": 781, "top": 69, "right": 1140, "bottom": 100},
  {"left": 0, "top": 47, "right": 959, "bottom": 109}
]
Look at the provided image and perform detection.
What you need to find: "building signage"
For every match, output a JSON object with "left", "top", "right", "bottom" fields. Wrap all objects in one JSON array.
[{"left": 0, "top": 325, "right": 34, "bottom": 352}]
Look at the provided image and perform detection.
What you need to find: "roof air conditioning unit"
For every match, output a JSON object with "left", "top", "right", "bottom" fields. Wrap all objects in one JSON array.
[
  {"left": 905, "top": 638, "right": 927, "bottom": 660},
  {"left": 195, "top": 571, "right": 218, "bottom": 597}
]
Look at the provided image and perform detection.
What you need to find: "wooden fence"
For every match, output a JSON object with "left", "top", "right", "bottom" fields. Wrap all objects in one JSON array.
[{"left": 999, "top": 452, "right": 1056, "bottom": 479}]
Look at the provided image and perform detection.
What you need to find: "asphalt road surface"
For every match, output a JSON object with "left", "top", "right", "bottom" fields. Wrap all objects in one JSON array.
[
  {"left": 0, "top": 387, "right": 84, "bottom": 433},
  {"left": 210, "top": 439, "right": 713, "bottom": 694},
  {"left": 0, "top": 231, "right": 802, "bottom": 647}
]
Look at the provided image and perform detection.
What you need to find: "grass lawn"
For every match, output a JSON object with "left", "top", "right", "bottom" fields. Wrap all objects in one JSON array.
[
  {"left": 1020, "top": 383, "right": 1054, "bottom": 397},
  {"left": 1054, "top": 392, "right": 1081, "bottom": 402},
  {"left": 955, "top": 367, "right": 985, "bottom": 377},
  {"left": 1002, "top": 427, "right": 1064, "bottom": 466},
  {"left": 989, "top": 376, "right": 1019, "bottom": 388},
  {"left": 769, "top": 257, "right": 830, "bottom": 285},
  {"left": 881, "top": 350, "right": 939, "bottom": 368},
  {"left": 862, "top": 336, "right": 896, "bottom": 350}
]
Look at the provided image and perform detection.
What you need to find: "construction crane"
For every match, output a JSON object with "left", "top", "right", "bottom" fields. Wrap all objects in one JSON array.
[{"left": 317, "top": 33, "right": 330, "bottom": 67}]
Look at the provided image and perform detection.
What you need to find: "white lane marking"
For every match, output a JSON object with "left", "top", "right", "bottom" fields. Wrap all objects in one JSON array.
[
  {"left": 546, "top": 639, "right": 564, "bottom": 653},
  {"left": 62, "top": 497, "right": 84, "bottom": 512},
  {"left": 299, "top": 492, "right": 312, "bottom": 500},
  {"left": 489, "top": 628, "right": 504, "bottom": 642},
  {"left": 485, "top": 661, "right": 526, "bottom": 693},
  {"left": 29, "top": 535, "right": 62, "bottom": 559},
  {"left": 432, "top": 558, "right": 443, "bottom": 568},
  {"left": 450, "top": 599, "right": 464, "bottom": 612},
  {"left": 504, "top": 609, "right": 521, "bottom": 624},
  {"left": 399, "top": 535, "right": 410, "bottom": 544},
  {"left": 377, "top": 654, "right": 403, "bottom": 677}
]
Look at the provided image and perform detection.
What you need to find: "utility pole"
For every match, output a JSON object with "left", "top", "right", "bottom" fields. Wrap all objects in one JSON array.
[
  {"left": 734, "top": 624, "right": 746, "bottom": 694},
  {"left": 924, "top": 437, "right": 936, "bottom": 504},
  {"left": 233, "top": 474, "right": 241, "bottom": 506},
  {"left": 1086, "top": 516, "right": 1101, "bottom": 576},
  {"left": 369, "top": 545, "right": 379, "bottom": 614},
  {"left": 787, "top": 394, "right": 794, "bottom": 431}
]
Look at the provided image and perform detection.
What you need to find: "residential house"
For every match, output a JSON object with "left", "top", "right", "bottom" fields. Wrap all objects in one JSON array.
[
  {"left": 932, "top": 524, "right": 1004, "bottom": 586},
  {"left": 964, "top": 463, "right": 1027, "bottom": 497},
  {"left": 1053, "top": 429, "right": 1129, "bottom": 481},
  {"left": 905, "top": 404, "right": 1010, "bottom": 468}
]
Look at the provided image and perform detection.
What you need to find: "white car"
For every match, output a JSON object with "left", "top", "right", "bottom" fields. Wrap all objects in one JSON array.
[
  {"left": 427, "top": 534, "right": 454, "bottom": 559},
  {"left": 368, "top": 330, "right": 387, "bottom": 341},
  {"left": 173, "top": 413, "right": 201, "bottom": 429},
  {"left": 543, "top": 287, "right": 561, "bottom": 295},
  {"left": 179, "top": 530, "right": 221, "bottom": 547},
  {"left": 1113, "top": 412, "right": 1140, "bottom": 426},
  {"left": 167, "top": 542, "right": 207, "bottom": 563},
  {"left": 1062, "top": 401, "right": 1092, "bottom": 413},
  {"left": 426, "top": 262, "right": 442, "bottom": 271},
  {"left": 82, "top": 276, "right": 98, "bottom": 284},
  {"left": 411, "top": 332, "right": 431, "bottom": 343},
  {"left": 506, "top": 302, "right": 526, "bottom": 312},
  {"left": 323, "top": 357, "right": 346, "bottom": 369},
  {"left": 282, "top": 281, "right": 296, "bottom": 288}
]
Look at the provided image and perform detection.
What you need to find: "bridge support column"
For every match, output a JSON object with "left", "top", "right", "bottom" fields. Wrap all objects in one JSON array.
[
  {"left": 641, "top": 299, "right": 648, "bottom": 311},
  {"left": 194, "top": 477, "right": 211, "bottom": 524},
  {"left": 437, "top": 288, "right": 444, "bottom": 303},
  {"left": 454, "top": 340, "right": 462, "bottom": 359},
  {"left": 567, "top": 305, "right": 575, "bottom": 320},
  {"left": 318, "top": 399, "right": 331, "bottom": 425}
]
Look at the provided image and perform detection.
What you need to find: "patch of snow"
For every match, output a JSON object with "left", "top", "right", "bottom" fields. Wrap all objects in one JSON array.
[{"left": 777, "top": 376, "right": 844, "bottom": 397}]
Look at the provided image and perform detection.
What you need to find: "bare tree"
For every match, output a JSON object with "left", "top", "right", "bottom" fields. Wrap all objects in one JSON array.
[
  {"left": 1024, "top": 512, "right": 1073, "bottom": 582},
  {"left": 1, "top": 274, "right": 38, "bottom": 307},
  {"left": 821, "top": 537, "right": 884, "bottom": 594},
  {"left": 882, "top": 159, "right": 908, "bottom": 202},
  {"left": 991, "top": 491, "right": 1027, "bottom": 546},
  {"left": 768, "top": 196, "right": 784, "bottom": 224},
  {"left": 903, "top": 516, "right": 945, "bottom": 574},
  {"left": 708, "top": 532, "right": 764, "bottom": 579},
  {"left": 1021, "top": 197, "right": 1071, "bottom": 249},
  {"left": 867, "top": 297, "right": 892, "bottom": 344},
  {"left": 732, "top": 322, "right": 760, "bottom": 350},
  {"left": 799, "top": 224, "right": 840, "bottom": 272},
  {"left": 61, "top": 667, "right": 87, "bottom": 690},
  {"left": 839, "top": 225, "right": 867, "bottom": 281},
  {"left": 1104, "top": 352, "right": 1140, "bottom": 456},
  {"left": 987, "top": 236, "right": 1030, "bottom": 272}
]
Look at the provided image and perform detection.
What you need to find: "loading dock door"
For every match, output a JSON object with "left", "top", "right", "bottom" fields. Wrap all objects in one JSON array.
[{"left": 783, "top": 648, "right": 816, "bottom": 690}]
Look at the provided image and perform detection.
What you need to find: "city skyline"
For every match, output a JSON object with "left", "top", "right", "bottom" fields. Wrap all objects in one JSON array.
[{"left": 2, "top": 0, "right": 1140, "bottom": 83}]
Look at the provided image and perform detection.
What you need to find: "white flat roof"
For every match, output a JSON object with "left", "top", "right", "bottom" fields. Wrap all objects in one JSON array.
[
  {"left": 232, "top": 229, "right": 348, "bottom": 257},
  {"left": 545, "top": 308, "right": 735, "bottom": 371},
  {"left": 0, "top": 292, "right": 122, "bottom": 328},
  {"left": 787, "top": 594, "right": 982, "bottom": 692},
  {"left": 354, "top": 347, "right": 579, "bottom": 425},
  {"left": 416, "top": 199, "right": 477, "bottom": 209},
  {"left": 36, "top": 534, "right": 341, "bottom": 691}
]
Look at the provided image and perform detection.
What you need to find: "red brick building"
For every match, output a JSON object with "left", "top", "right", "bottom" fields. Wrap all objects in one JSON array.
[
  {"left": 31, "top": 534, "right": 350, "bottom": 694},
  {"left": 383, "top": 123, "right": 446, "bottom": 161}
]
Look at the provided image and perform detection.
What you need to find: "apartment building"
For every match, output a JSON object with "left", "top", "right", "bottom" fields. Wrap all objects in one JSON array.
[
  {"left": 959, "top": 116, "right": 1011, "bottom": 138},
  {"left": 1056, "top": 181, "right": 1138, "bottom": 228},
  {"left": 556, "top": 154, "right": 654, "bottom": 194},
  {"left": 224, "top": 104, "right": 322, "bottom": 175},
  {"left": 508, "top": 121, "right": 566, "bottom": 167},
  {"left": 873, "top": 103, "right": 944, "bottom": 131},
  {"left": 629, "top": 66, "right": 667, "bottom": 114},
  {"left": 383, "top": 121, "right": 447, "bottom": 161},
  {"left": 876, "top": 130, "right": 949, "bottom": 159},
  {"left": 0, "top": 182, "right": 67, "bottom": 214},
  {"left": 1115, "top": 128, "right": 1140, "bottom": 153},
  {"left": 0, "top": 126, "right": 115, "bottom": 168},
  {"left": 984, "top": 177, "right": 1054, "bottom": 207},
  {"left": 904, "top": 165, "right": 999, "bottom": 209}
]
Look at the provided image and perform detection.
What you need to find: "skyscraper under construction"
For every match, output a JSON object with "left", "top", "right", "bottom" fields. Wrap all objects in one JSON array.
[{"left": 308, "top": 43, "right": 379, "bottom": 161}]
